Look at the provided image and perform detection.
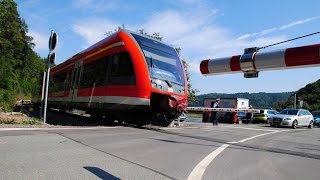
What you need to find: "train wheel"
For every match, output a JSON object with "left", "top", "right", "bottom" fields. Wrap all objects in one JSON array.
[{"left": 149, "top": 113, "right": 174, "bottom": 127}]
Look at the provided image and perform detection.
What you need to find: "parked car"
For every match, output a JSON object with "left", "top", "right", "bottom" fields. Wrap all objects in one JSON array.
[
  {"left": 178, "top": 112, "right": 186, "bottom": 122},
  {"left": 311, "top": 111, "right": 320, "bottom": 127},
  {"left": 269, "top": 109, "right": 314, "bottom": 129},
  {"left": 237, "top": 112, "right": 247, "bottom": 121},
  {"left": 252, "top": 109, "right": 278, "bottom": 124}
]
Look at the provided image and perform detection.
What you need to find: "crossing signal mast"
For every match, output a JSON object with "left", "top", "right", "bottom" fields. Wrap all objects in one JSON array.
[
  {"left": 42, "top": 31, "right": 58, "bottom": 124},
  {"left": 200, "top": 32, "right": 320, "bottom": 78}
]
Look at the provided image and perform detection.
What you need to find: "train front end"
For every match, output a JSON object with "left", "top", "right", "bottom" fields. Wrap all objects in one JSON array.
[{"left": 123, "top": 31, "right": 188, "bottom": 125}]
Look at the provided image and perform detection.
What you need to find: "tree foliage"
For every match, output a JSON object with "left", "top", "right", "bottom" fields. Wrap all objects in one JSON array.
[
  {"left": 0, "top": 0, "right": 45, "bottom": 111},
  {"left": 277, "top": 79, "right": 320, "bottom": 111}
]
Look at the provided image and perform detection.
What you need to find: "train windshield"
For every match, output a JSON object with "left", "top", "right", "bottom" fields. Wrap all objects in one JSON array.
[{"left": 131, "top": 33, "right": 185, "bottom": 86}]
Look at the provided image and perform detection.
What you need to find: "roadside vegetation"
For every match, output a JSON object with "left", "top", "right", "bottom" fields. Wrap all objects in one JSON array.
[
  {"left": 0, "top": 112, "right": 42, "bottom": 125},
  {"left": 0, "top": 0, "right": 45, "bottom": 112},
  {"left": 275, "top": 79, "right": 320, "bottom": 111}
]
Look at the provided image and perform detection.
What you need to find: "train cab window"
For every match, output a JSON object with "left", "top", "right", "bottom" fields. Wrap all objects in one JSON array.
[{"left": 109, "top": 52, "right": 135, "bottom": 85}]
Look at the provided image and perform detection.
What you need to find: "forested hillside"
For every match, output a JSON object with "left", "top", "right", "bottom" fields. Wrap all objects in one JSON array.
[
  {"left": 191, "top": 79, "right": 320, "bottom": 111},
  {"left": 0, "top": 0, "right": 45, "bottom": 111},
  {"left": 275, "top": 79, "right": 320, "bottom": 111},
  {"left": 189, "top": 92, "right": 293, "bottom": 109}
]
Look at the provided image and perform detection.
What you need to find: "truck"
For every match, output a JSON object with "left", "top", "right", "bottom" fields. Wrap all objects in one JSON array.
[{"left": 202, "top": 98, "right": 250, "bottom": 123}]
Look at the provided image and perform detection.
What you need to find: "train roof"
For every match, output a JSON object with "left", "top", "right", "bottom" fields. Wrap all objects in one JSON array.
[
  {"left": 52, "top": 31, "right": 119, "bottom": 72},
  {"left": 51, "top": 29, "right": 178, "bottom": 75}
]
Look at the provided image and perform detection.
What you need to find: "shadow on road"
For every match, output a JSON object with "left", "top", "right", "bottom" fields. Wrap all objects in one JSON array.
[
  {"left": 83, "top": 166, "right": 120, "bottom": 180},
  {"left": 20, "top": 105, "right": 121, "bottom": 127}
]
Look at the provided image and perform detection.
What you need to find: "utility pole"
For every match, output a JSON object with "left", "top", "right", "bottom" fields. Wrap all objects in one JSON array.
[
  {"left": 40, "top": 72, "right": 46, "bottom": 118},
  {"left": 43, "top": 31, "right": 58, "bottom": 124},
  {"left": 294, "top": 94, "right": 297, "bottom": 109}
]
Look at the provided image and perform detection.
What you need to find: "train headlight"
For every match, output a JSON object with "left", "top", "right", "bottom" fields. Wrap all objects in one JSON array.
[
  {"left": 151, "top": 79, "right": 163, "bottom": 89},
  {"left": 151, "top": 82, "right": 157, "bottom": 88}
]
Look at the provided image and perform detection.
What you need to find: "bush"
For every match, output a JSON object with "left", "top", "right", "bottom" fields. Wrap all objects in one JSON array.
[{"left": 0, "top": 90, "right": 15, "bottom": 112}]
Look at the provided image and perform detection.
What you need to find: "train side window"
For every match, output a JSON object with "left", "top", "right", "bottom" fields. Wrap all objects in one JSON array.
[
  {"left": 109, "top": 52, "right": 135, "bottom": 85},
  {"left": 79, "top": 57, "right": 109, "bottom": 88},
  {"left": 49, "top": 72, "right": 68, "bottom": 92},
  {"left": 111, "top": 55, "right": 120, "bottom": 75},
  {"left": 65, "top": 71, "right": 72, "bottom": 90}
]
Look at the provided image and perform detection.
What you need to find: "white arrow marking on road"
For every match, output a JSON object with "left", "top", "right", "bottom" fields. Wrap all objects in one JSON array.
[
  {"left": 187, "top": 129, "right": 290, "bottom": 180},
  {"left": 187, "top": 144, "right": 230, "bottom": 180}
]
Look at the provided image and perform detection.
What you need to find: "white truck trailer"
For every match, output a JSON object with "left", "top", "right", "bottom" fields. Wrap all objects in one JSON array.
[
  {"left": 203, "top": 98, "right": 249, "bottom": 109},
  {"left": 202, "top": 98, "right": 250, "bottom": 123}
]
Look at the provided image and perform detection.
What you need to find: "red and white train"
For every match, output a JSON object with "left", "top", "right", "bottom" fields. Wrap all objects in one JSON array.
[{"left": 46, "top": 29, "right": 188, "bottom": 126}]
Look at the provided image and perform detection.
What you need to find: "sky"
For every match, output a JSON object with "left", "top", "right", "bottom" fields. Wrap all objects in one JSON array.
[{"left": 16, "top": 0, "right": 320, "bottom": 95}]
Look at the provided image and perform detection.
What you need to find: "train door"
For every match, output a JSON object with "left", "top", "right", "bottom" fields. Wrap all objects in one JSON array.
[{"left": 69, "top": 60, "right": 84, "bottom": 104}]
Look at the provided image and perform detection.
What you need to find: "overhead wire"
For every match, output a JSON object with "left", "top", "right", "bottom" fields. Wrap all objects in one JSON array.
[{"left": 258, "top": 31, "right": 320, "bottom": 50}]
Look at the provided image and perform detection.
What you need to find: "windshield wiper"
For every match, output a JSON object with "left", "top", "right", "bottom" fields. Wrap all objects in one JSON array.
[
  {"left": 164, "top": 79, "right": 173, "bottom": 87},
  {"left": 150, "top": 55, "right": 153, "bottom": 68}
]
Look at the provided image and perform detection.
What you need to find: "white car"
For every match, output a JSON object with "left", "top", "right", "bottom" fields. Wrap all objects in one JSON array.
[
  {"left": 178, "top": 112, "right": 186, "bottom": 122},
  {"left": 269, "top": 109, "right": 314, "bottom": 129}
]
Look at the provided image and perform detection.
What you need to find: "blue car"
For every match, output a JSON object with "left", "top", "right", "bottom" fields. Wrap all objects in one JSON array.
[
  {"left": 312, "top": 111, "right": 320, "bottom": 127},
  {"left": 237, "top": 112, "right": 247, "bottom": 121}
]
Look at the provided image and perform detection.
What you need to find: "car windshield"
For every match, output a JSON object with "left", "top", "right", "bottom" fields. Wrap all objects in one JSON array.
[
  {"left": 279, "top": 109, "right": 299, "bottom": 115},
  {"left": 267, "top": 110, "right": 276, "bottom": 114},
  {"left": 131, "top": 33, "right": 185, "bottom": 85}
]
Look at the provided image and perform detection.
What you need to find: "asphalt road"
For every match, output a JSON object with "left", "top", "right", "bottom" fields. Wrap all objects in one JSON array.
[{"left": 0, "top": 123, "right": 320, "bottom": 180}]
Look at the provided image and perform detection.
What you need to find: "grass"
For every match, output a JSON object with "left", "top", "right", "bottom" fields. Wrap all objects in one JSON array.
[
  {"left": 0, "top": 116, "right": 43, "bottom": 125},
  {"left": 21, "top": 118, "right": 43, "bottom": 125}
]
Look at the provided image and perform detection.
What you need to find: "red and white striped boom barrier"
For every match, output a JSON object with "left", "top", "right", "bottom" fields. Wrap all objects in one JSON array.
[
  {"left": 200, "top": 43, "right": 320, "bottom": 78},
  {"left": 187, "top": 107, "right": 260, "bottom": 113}
]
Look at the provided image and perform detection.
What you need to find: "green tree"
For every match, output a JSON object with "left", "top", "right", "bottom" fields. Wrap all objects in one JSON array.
[{"left": 0, "top": 0, "right": 45, "bottom": 111}]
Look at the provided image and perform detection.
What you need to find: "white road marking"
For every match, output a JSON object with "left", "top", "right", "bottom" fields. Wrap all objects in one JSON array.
[
  {"left": 0, "top": 127, "right": 119, "bottom": 131},
  {"left": 221, "top": 125, "right": 279, "bottom": 132},
  {"left": 237, "top": 130, "right": 282, "bottom": 143},
  {"left": 187, "top": 128, "right": 290, "bottom": 180},
  {"left": 187, "top": 144, "right": 230, "bottom": 180}
]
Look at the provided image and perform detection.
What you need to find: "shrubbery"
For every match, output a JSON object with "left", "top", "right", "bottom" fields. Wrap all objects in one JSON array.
[{"left": 0, "top": 0, "right": 45, "bottom": 112}]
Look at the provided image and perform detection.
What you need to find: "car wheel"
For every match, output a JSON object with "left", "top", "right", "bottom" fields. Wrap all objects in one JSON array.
[
  {"left": 318, "top": 123, "right": 320, "bottom": 128},
  {"left": 266, "top": 119, "right": 269, "bottom": 124},
  {"left": 292, "top": 120, "right": 298, "bottom": 129},
  {"left": 308, "top": 120, "right": 313, "bottom": 129}
]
